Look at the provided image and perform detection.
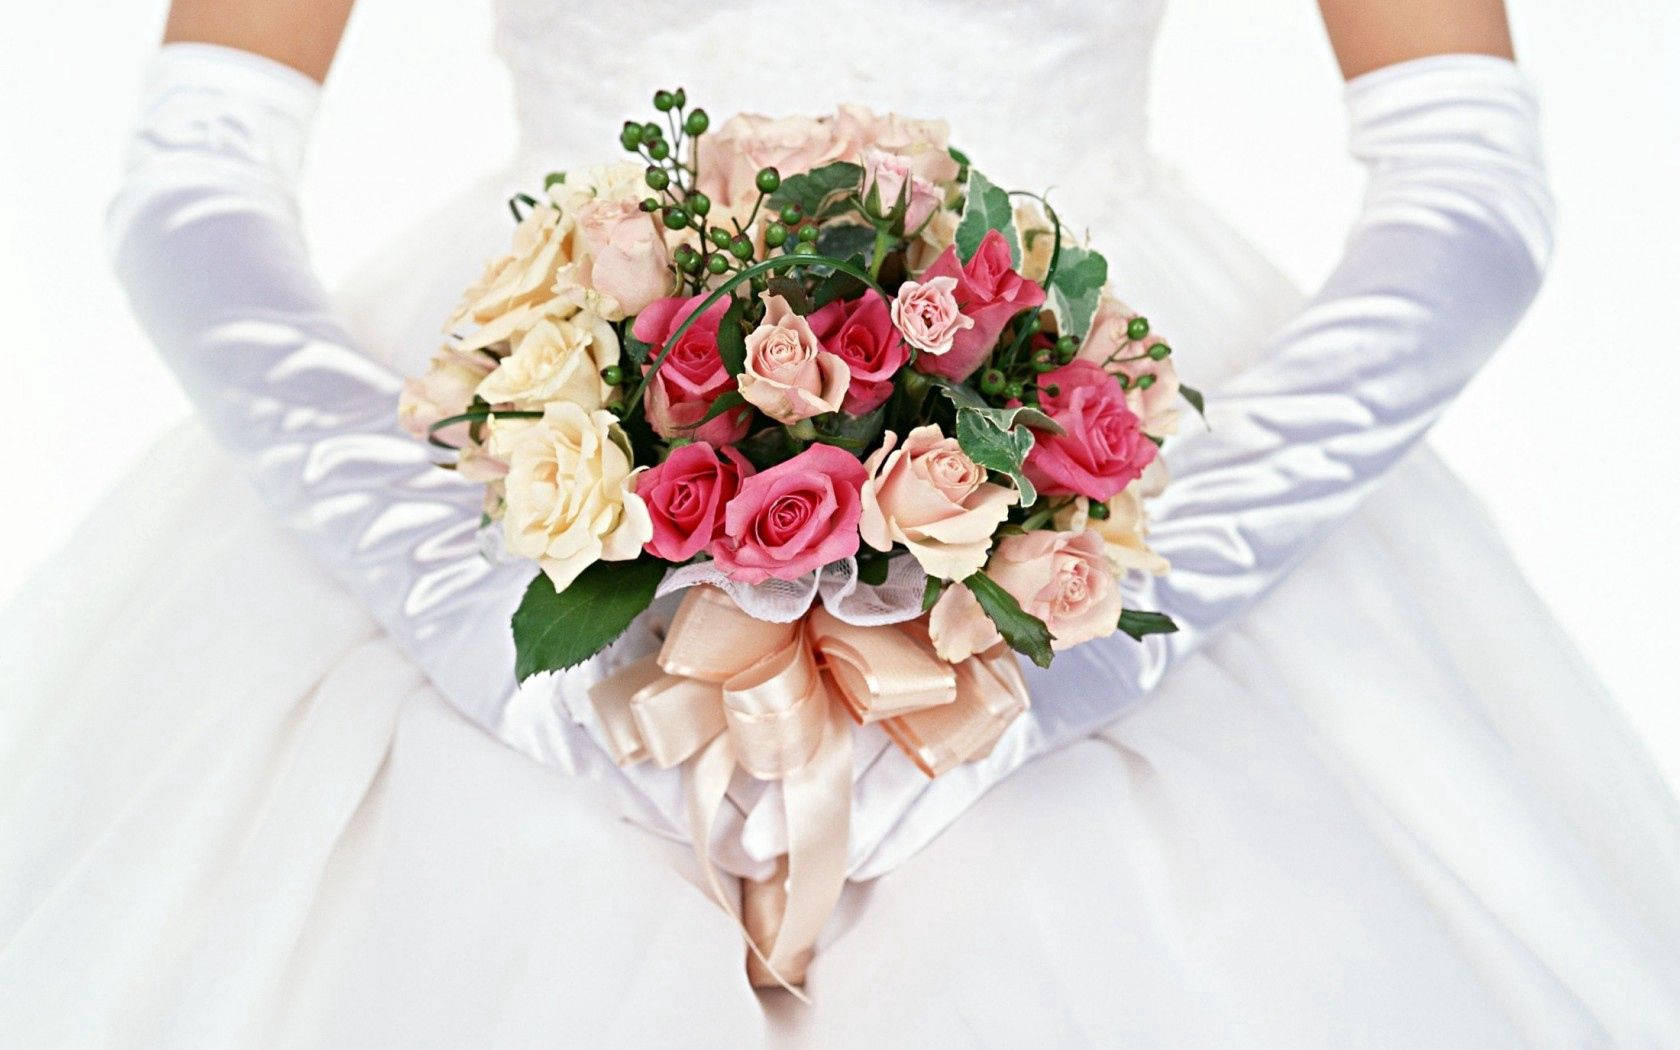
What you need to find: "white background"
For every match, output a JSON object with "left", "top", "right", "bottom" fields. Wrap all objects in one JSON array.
[{"left": 2, "top": 1, "right": 1676, "bottom": 785}]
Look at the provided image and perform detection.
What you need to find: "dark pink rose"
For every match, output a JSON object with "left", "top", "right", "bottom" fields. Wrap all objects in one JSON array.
[
  {"left": 912, "top": 229, "right": 1047, "bottom": 381},
  {"left": 807, "top": 294, "right": 907, "bottom": 414},
  {"left": 635, "top": 442, "right": 753, "bottom": 562},
  {"left": 1023, "top": 360, "right": 1157, "bottom": 502},
  {"left": 632, "top": 294, "right": 752, "bottom": 445},
  {"left": 712, "top": 443, "right": 868, "bottom": 583}
]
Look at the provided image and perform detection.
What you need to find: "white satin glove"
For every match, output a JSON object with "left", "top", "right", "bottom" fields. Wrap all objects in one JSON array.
[{"left": 110, "top": 47, "right": 1552, "bottom": 883}]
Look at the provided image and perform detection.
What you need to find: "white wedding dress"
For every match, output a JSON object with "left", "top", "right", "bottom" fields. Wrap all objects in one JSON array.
[{"left": 5, "top": 1, "right": 1680, "bottom": 1046}]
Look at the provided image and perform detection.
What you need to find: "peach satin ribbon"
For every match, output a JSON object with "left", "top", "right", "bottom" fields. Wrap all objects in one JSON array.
[{"left": 588, "top": 585, "right": 1029, "bottom": 993}]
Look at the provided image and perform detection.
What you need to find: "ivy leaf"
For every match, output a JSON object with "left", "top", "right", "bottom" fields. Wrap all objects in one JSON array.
[
  {"left": 622, "top": 327, "right": 652, "bottom": 366},
  {"left": 1179, "top": 383, "right": 1207, "bottom": 421},
  {"left": 954, "top": 170, "right": 1019, "bottom": 266},
  {"left": 1117, "top": 609, "right": 1179, "bottom": 642},
  {"left": 768, "top": 162, "right": 863, "bottom": 220},
  {"left": 947, "top": 145, "right": 972, "bottom": 183},
  {"left": 815, "top": 223, "right": 877, "bottom": 268},
  {"left": 1046, "top": 245, "right": 1108, "bottom": 341},
  {"left": 716, "top": 296, "right": 748, "bottom": 377},
  {"left": 954, "top": 406, "right": 1040, "bottom": 507},
  {"left": 963, "top": 572, "right": 1054, "bottom": 668},
  {"left": 512, "top": 557, "right": 668, "bottom": 680}
]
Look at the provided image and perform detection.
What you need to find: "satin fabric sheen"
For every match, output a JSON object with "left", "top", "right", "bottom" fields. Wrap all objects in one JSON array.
[{"left": 3, "top": 5, "right": 1679, "bottom": 1044}]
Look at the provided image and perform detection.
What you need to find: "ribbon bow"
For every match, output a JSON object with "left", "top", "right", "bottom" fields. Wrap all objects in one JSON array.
[{"left": 588, "top": 585, "right": 1028, "bottom": 993}]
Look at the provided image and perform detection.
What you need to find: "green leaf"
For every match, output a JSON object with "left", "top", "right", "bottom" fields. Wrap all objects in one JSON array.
[
  {"left": 764, "top": 276, "right": 812, "bottom": 316},
  {"left": 810, "top": 255, "right": 868, "bottom": 311},
  {"left": 692, "top": 389, "right": 747, "bottom": 428},
  {"left": 621, "top": 327, "right": 652, "bottom": 366},
  {"left": 921, "top": 574, "right": 945, "bottom": 612},
  {"left": 1117, "top": 609, "right": 1180, "bottom": 642},
  {"left": 1179, "top": 383, "right": 1207, "bottom": 420},
  {"left": 963, "top": 572, "right": 1054, "bottom": 668},
  {"left": 954, "top": 170, "right": 1019, "bottom": 266},
  {"left": 814, "top": 224, "right": 878, "bottom": 268},
  {"left": 1046, "top": 245, "right": 1108, "bottom": 341},
  {"left": 856, "top": 549, "right": 895, "bottom": 586},
  {"left": 947, "top": 145, "right": 971, "bottom": 183},
  {"left": 768, "top": 162, "right": 863, "bottom": 220},
  {"left": 716, "top": 296, "right": 748, "bottom": 377},
  {"left": 512, "top": 558, "right": 667, "bottom": 680}
]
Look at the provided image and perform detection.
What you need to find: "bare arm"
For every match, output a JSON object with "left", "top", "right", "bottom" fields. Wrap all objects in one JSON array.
[
  {"left": 163, "top": 0, "right": 355, "bottom": 82},
  {"left": 1318, "top": 0, "right": 1514, "bottom": 79}
]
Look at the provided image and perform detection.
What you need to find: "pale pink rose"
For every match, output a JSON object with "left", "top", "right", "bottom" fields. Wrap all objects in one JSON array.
[
  {"left": 632, "top": 294, "right": 752, "bottom": 444},
  {"left": 806, "top": 293, "right": 906, "bottom": 414},
  {"left": 1077, "top": 296, "right": 1181, "bottom": 437},
  {"left": 859, "top": 425, "right": 1018, "bottom": 581},
  {"left": 712, "top": 443, "right": 867, "bottom": 584},
  {"left": 399, "top": 347, "right": 491, "bottom": 445},
  {"left": 892, "top": 275, "right": 972, "bottom": 356},
  {"left": 697, "top": 113, "right": 847, "bottom": 208},
  {"left": 834, "top": 105, "right": 961, "bottom": 185},
  {"left": 1024, "top": 360, "right": 1158, "bottom": 502},
  {"left": 986, "top": 529, "right": 1123, "bottom": 650},
  {"left": 926, "top": 581, "right": 1003, "bottom": 663},
  {"left": 860, "top": 149, "right": 941, "bottom": 233},
  {"left": 635, "top": 441, "right": 752, "bottom": 562},
  {"left": 737, "top": 294, "right": 850, "bottom": 424},
  {"left": 574, "top": 196, "right": 672, "bottom": 319},
  {"left": 913, "top": 230, "right": 1048, "bottom": 381}
]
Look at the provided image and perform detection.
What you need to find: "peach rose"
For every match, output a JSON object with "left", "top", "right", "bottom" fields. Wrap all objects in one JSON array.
[
  {"left": 573, "top": 195, "right": 671, "bottom": 320},
  {"left": 737, "top": 293, "right": 850, "bottom": 424},
  {"left": 891, "top": 275, "right": 972, "bottom": 356},
  {"left": 860, "top": 149, "right": 941, "bottom": 233},
  {"left": 986, "top": 529, "right": 1123, "bottom": 650},
  {"left": 491, "top": 402, "right": 652, "bottom": 592},
  {"left": 399, "top": 346, "right": 492, "bottom": 445},
  {"left": 1078, "top": 295, "right": 1181, "bottom": 437},
  {"left": 697, "top": 113, "right": 847, "bottom": 208},
  {"left": 860, "top": 425, "right": 1018, "bottom": 581},
  {"left": 835, "top": 105, "right": 961, "bottom": 185},
  {"left": 926, "top": 582, "right": 1003, "bottom": 664},
  {"left": 474, "top": 312, "right": 619, "bottom": 411}
]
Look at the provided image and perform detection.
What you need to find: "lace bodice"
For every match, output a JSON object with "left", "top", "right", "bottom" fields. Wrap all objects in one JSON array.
[{"left": 494, "top": 0, "right": 1166, "bottom": 206}]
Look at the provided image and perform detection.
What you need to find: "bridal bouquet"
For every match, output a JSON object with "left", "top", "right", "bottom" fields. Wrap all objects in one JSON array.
[{"left": 402, "top": 87, "right": 1198, "bottom": 987}]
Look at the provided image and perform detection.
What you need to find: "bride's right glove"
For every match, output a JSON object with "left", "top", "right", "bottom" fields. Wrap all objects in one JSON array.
[{"left": 110, "top": 47, "right": 1551, "bottom": 883}]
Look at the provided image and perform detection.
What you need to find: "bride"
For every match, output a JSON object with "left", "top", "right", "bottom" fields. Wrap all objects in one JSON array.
[{"left": 4, "top": 0, "right": 1678, "bottom": 1044}]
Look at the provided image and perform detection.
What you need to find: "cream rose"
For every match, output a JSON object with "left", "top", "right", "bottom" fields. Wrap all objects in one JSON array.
[
  {"left": 986, "top": 529, "right": 1123, "bottom": 650},
  {"left": 492, "top": 402, "right": 652, "bottom": 592},
  {"left": 860, "top": 425, "right": 1018, "bottom": 581},
  {"left": 736, "top": 293, "right": 850, "bottom": 423},
  {"left": 926, "top": 582, "right": 1004, "bottom": 664},
  {"left": 450, "top": 204, "right": 573, "bottom": 329},
  {"left": 475, "top": 312, "right": 619, "bottom": 411},
  {"left": 1015, "top": 200, "right": 1056, "bottom": 284}
]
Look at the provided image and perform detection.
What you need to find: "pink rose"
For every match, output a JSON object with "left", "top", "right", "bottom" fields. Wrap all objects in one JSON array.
[
  {"left": 635, "top": 441, "right": 752, "bottom": 562},
  {"left": 632, "top": 294, "right": 752, "bottom": 445},
  {"left": 399, "top": 346, "right": 491, "bottom": 445},
  {"left": 807, "top": 293, "right": 907, "bottom": 414},
  {"left": 1077, "top": 297, "right": 1182, "bottom": 437},
  {"left": 697, "top": 113, "right": 847, "bottom": 209},
  {"left": 913, "top": 230, "right": 1048, "bottom": 381},
  {"left": 860, "top": 149, "right": 941, "bottom": 233},
  {"left": 737, "top": 294, "right": 850, "bottom": 424},
  {"left": 574, "top": 196, "right": 672, "bottom": 319},
  {"left": 986, "top": 529, "right": 1123, "bottom": 650},
  {"left": 859, "top": 425, "right": 1017, "bottom": 581},
  {"left": 834, "top": 105, "right": 961, "bottom": 185},
  {"left": 1024, "top": 360, "right": 1157, "bottom": 502},
  {"left": 712, "top": 443, "right": 867, "bottom": 583},
  {"left": 892, "top": 275, "right": 972, "bottom": 357}
]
